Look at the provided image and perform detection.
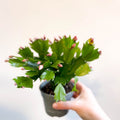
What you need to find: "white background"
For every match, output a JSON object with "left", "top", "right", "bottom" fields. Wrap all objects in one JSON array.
[{"left": 0, "top": 0, "right": 120, "bottom": 120}]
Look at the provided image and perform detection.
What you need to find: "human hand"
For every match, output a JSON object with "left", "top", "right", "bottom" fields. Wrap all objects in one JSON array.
[{"left": 52, "top": 79, "right": 111, "bottom": 120}]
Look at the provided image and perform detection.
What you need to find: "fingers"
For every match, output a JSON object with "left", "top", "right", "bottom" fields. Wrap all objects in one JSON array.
[
  {"left": 70, "top": 78, "right": 87, "bottom": 91},
  {"left": 52, "top": 101, "right": 74, "bottom": 110},
  {"left": 73, "top": 92, "right": 80, "bottom": 98}
]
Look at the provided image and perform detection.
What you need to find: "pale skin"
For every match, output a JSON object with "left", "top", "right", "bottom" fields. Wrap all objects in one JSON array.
[{"left": 52, "top": 79, "right": 111, "bottom": 120}]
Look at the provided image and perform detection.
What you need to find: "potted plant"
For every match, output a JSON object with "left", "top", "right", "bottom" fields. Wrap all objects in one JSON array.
[{"left": 5, "top": 35, "right": 101, "bottom": 117}]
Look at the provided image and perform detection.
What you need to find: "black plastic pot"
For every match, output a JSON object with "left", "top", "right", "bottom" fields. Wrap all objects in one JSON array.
[{"left": 39, "top": 81, "right": 73, "bottom": 117}]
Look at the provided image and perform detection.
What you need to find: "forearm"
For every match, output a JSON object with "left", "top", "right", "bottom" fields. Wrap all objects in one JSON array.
[{"left": 76, "top": 105, "right": 111, "bottom": 120}]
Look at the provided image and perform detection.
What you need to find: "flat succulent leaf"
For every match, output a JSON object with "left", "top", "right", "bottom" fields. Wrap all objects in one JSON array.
[
  {"left": 54, "top": 74, "right": 74, "bottom": 85},
  {"left": 30, "top": 39, "right": 49, "bottom": 58},
  {"left": 75, "top": 63, "right": 91, "bottom": 76},
  {"left": 18, "top": 47, "right": 33, "bottom": 58},
  {"left": 51, "top": 60, "right": 64, "bottom": 69},
  {"left": 68, "top": 56, "right": 85, "bottom": 75},
  {"left": 66, "top": 42, "right": 80, "bottom": 63},
  {"left": 72, "top": 76, "right": 78, "bottom": 92},
  {"left": 51, "top": 40, "right": 63, "bottom": 60},
  {"left": 51, "top": 36, "right": 75, "bottom": 63},
  {"left": 43, "top": 60, "right": 51, "bottom": 68},
  {"left": 40, "top": 69, "right": 55, "bottom": 81},
  {"left": 54, "top": 83, "right": 66, "bottom": 102},
  {"left": 26, "top": 71, "right": 38, "bottom": 77},
  {"left": 82, "top": 41, "right": 100, "bottom": 61},
  {"left": 76, "top": 47, "right": 81, "bottom": 58},
  {"left": 9, "top": 59, "right": 25, "bottom": 67},
  {"left": 23, "top": 61, "right": 38, "bottom": 70},
  {"left": 13, "top": 76, "right": 33, "bottom": 88}
]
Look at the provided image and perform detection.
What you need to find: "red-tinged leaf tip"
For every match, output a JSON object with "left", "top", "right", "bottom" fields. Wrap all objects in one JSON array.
[
  {"left": 20, "top": 46, "right": 24, "bottom": 49},
  {"left": 54, "top": 38, "right": 59, "bottom": 42},
  {"left": 9, "top": 55, "right": 14, "bottom": 58},
  {"left": 21, "top": 67, "right": 25, "bottom": 70},
  {"left": 47, "top": 53, "right": 52, "bottom": 56},
  {"left": 29, "top": 38, "right": 33, "bottom": 43},
  {"left": 73, "top": 36, "right": 77, "bottom": 41},
  {"left": 4, "top": 60, "right": 9, "bottom": 62},
  {"left": 49, "top": 40, "right": 52, "bottom": 44},
  {"left": 59, "top": 36, "right": 62, "bottom": 39},
  {"left": 99, "top": 51, "right": 102, "bottom": 55},
  {"left": 88, "top": 38, "right": 94, "bottom": 45},
  {"left": 43, "top": 35, "right": 46, "bottom": 40},
  {"left": 39, "top": 65, "right": 43, "bottom": 70},
  {"left": 58, "top": 64, "right": 63, "bottom": 67},
  {"left": 71, "top": 43, "right": 76, "bottom": 49},
  {"left": 22, "top": 59, "right": 27, "bottom": 62},
  {"left": 37, "top": 61, "right": 41, "bottom": 65},
  {"left": 64, "top": 35, "right": 67, "bottom": 38}
]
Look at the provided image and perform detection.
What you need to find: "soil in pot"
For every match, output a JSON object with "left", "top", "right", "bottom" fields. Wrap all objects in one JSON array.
[{"left": 41, "top": 81, "right": 74, "bottom": 95}]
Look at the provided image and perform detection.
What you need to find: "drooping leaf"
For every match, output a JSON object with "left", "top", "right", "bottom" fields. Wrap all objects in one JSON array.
[
  {"left": 40, "top": 69, "right": 55, "bottom": 81},
  {"left": 54, "top": 83, "right": 66, "bottom": 102},
  {"left": 13, "top": 76, "right": 33, "bottom": 88},
  {"left": 18, "top": 47, "right": 33, "bottom": 58},
  {"left": 9, "top": 59, "right": 25, "bottom": 67},
  {"left": 75, "top": 63, "right": 91, "bottom": 76},
  {"left": 30, "top": 39, "right": 49, "bottom": 58},
  {"left": 72, "top": 76, "right": 78, "bottom": 92}
]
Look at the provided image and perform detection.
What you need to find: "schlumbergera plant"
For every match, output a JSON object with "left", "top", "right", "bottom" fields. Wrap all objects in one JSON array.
[{"left": 6, "top": 35, "right": 101, "bottom": 102}]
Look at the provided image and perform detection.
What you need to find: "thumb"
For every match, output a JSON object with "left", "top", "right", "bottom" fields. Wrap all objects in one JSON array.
[{"left": 52, "top": 101, "right": 74, "bottom": 110}]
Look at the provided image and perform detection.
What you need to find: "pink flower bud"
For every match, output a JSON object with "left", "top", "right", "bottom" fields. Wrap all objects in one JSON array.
[
  {"left": 99, "top": 51, "right": 102, "bottom": 55},
  {"left": 49, "top": 40, "right": 52, "bottom": 44},
  {"left": 88, "top": 38, "right": 94, "bottom": 45},
  {"left": 59, "top": 36, "right": 62, "bottom": 39},
  {"left": 64, "top": 35, "right": 67, "bottom": 38},
  {"left": 4, "top": 60, "right": 9, "bottom": 62},
  {"left": 90, "top": 66, "right": 92, "bottom": 69},
  {"left": 29, "top": 38, "right": 33, "bottom": 43},
  {"left": 9, "top": 55, "right": 14, "bottom": 58},
  {"left": 26, "top": 75, "right": 29, "bottom": 78},
  {"left": 47, "top": 53, "right": 52, "bottom": 56},
  {"left": 22, "top": 59, "right": 27, "bottom": 62},
  {"left": 37, "top": 61, "right": 41, "bottom": 65},
  {"left": 39, "top": 65, "right": 43, "bottom": 70},
  {"left": 73, "top": 36, "right": 77, "bottom": 41},
  {"left": 58, "top": 64, "right": 63, "bottom": 67},
  {"left": 43, "top": 35, "right": 46, "bottom": 40},
  {"left": 22, "top": 86, "right": 24, "bottom": 89},
  {"left": 20, "top": 46, "right": 24, "bottom": 50},
  {"left": 21, "top": 67, "right": 25, "bottom": 70},
  {"left": 14, "top": 83, "right": 17, "bottom": 86},
  {"left": 71, "top": 43, "right": 76, "bottom": 49},
  {"left": 54, "top": 38, "right": 59, "bottom": 42}
]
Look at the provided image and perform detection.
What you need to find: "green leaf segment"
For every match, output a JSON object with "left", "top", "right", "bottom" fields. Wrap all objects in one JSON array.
[{"left": 7, "top": 36, "right": 101, "bottom": 101}]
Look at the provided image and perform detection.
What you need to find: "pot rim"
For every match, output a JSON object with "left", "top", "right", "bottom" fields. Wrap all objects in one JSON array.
[{"left": 39, "top": 81, "right": 74, "bottom": 97}]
